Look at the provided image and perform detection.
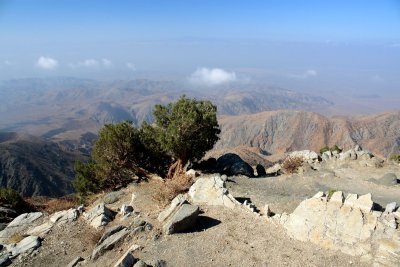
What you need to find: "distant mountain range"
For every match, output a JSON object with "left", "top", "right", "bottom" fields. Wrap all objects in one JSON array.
[
  {"left": 0, "top": 132, "right": 83, "bottom": 197},
  {"left": 217, "top": 110, "right": 400, "bottom": 157},
  {"left": 0, "top": 77, "right": 333, "bottom": 143}
]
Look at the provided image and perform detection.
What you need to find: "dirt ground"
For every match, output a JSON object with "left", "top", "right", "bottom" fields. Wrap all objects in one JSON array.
[{"left": 11, "top": 160, "right": 399, "bottom": 267}]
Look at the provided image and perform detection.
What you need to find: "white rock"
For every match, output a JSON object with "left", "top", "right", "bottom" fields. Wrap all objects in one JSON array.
[
  {"left": 26, "top": 222, "right": 53, "bottom": 237},
  {"left": 84, "top": 203, "right": 114, "bottom": 228},
  {"left": 344, "top": 193, "right": 358, "bottom": 207},
  {"left": 188, "top": 174, "right": 240, "bottom": 209},
  {"left": 385, "top": 202, "right": 397, "bottom": 213},
  {"left": 50, "top": 208, "right": 79, "bottom": 224},
  {"left": 289, "top": 150, "right": 319, "bottom": 163},
  {"left": 7, "top": 235, "right": 41, "bottom": 258},
  {"left": 354, "top": 193, "right": 374, "bottom": 213}
]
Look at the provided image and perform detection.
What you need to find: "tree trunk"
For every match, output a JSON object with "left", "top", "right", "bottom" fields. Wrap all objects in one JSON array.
[{"left": 167, "top": 159, "right": 184, "bottom": 179}]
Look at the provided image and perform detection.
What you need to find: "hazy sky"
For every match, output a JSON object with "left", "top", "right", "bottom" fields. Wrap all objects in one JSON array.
[{"left": 1, "top": 0, "right": 400, "bottom": 96}]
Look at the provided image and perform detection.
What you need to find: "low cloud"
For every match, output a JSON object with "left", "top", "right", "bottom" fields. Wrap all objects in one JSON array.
[
  {"left": 126, "top": 62, "right": 136, "bottom": 71},
  {"left": 70, "top": 58, "right": 113, "bottom": 69},
  {"left": 189, "top": 67, "right": 237, "bottom": 86},
  {"left": 290, "top": 69, "right": 318, "bottom": 79},
  {"left": 36, "top": 56, "right": 58, "bottom": 70}
]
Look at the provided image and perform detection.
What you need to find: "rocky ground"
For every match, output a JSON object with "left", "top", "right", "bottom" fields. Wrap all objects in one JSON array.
[{"left": 0, "top": 146, "right": 399, "bottom": 267}]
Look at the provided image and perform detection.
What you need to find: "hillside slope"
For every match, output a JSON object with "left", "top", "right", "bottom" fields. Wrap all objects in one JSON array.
[
  {"left": 217, "top": 110, "right": 400, "bottom": 157},
  {"left": 0, "top": 132, "right": 82, "bottom": 197}
]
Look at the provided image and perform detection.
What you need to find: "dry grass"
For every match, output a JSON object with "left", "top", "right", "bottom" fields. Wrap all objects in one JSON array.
[
  {"left": 153, "top": 173, "right": 194, "bottom": 206},
  {"left": 24, "top": 196, "right": 79, "bottom": 214},
  {"left": 282, "top": 156, "right": 304, "bottom": 174}
]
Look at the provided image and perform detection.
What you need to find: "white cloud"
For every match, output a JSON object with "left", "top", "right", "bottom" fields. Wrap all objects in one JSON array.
[
  {"left": 102, "top": 58, "right": 113, "bottom": 68},
  {"left": 126, "top": 62, "right": 136, "bottom": 71},
  {"left": 290, "top": 69, "right": 318, "bottom": 79},
  {"left": 36, "top": 56, "right": 58, "bottom": 70},
  {"left": 70, "top": 58, "right": 113, "bottom": 69},
  {"left": 189, "top": 67, "right": 237, "bottom": 86}
]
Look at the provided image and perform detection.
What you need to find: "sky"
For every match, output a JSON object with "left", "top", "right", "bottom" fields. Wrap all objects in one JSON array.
[{"left": 0, "top": 0, "right": 400, "bottom": 96}]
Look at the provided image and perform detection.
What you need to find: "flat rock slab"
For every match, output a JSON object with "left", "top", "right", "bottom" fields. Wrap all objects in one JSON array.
[
  {"left": 7, "top": 235, "right": 41, "bottom": 259},
  {"left": 26, "top": 222, "right": 53, "bottom": 237},
  {"left": 92, "top": 228, "right": 130, "bottom": 260},
  {"left": 163, "top": 203, "right": 200, "bottom": 234},
  {"left": 0, "top": 212, "right": 43, "bottom": 243},
  {"left": 50, "top": 208, "right": 79, "bottom": 224}
]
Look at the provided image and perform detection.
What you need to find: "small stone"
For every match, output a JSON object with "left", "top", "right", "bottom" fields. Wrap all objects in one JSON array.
[
  {"left": 263, "top": 204, "right": 272, "bottom": 217},
  {"left": 66, "top": 256, "right": 84, "bottom": 267},
  {"left": 385, "top": 202, "right": 397, "bottom": 213}
]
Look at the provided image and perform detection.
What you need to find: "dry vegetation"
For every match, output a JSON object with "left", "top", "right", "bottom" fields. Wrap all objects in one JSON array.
[
  {"left": 282, "top": 156, "right": 304, "bottom": 174},
  {"left": 153, "top": 173, "right": 194, "bottom": 206},
  {"left": 24, "top": 196, "right": 79, "bottom": 214}
]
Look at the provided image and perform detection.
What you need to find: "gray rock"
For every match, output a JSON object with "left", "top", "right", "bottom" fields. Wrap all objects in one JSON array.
[
  {"left": 149, "top": 259, "right": 167, "bottom": 267},
  {"left": 158, "top": 194, "right": 188, "bottom": 222},
  {"left": 163, "top": 204, "right": 199, "bottom": 234},
  {"left": 97, "top": 191, "right": 124, "bottom": 205},
  {"left": 385, "top": 202, "right": 397, "bottom": 213},
  {"left": 0, "top": 212, "right": 43, "bottom": 243},
  {"left": 50, "top": 208, "right": 79, "bottom": 224},
  {"left": 84, "top": 203, "right": 115, "bottom": 228},
  {"left": 378, "top": 173, "right": 399, "bottom": 186},
  {"left": 256, "top": 164, "right": 267, "bottom": 177},
  {"left": 6, "top": 212, "right": 43, "bottom": 228},
  {"left": 98, "top": 225, "right": 126, "bottom": 244},
  {"left": 7, "top": 235, "right": 41, "bottom": 259},
  {"left": 114, "top": 252, "right": 136, "bottom": 267},
  {"left": 26, "top": 222, "right": 53, "bottom": 237},
  {"left": 265, "top": 163, "right": 281, "bottom": 175},
  {"left": 321, "top": 151, "right": 332, "bottom": 161},
  {"left": 92, "top": 228, "right": 130, "bottom": 260},
  {"left": 0, "top": 254, "right": 11, "bottom": 267},
  {"left": 120, "top": 205, "right": 134, "bottom": 216},
  {"left": 67, "top": 256, "right": 84, "bottom": 267},
  {"left": 133, "top": 260, "right": 148, "bottom": 267},
  {"left": 216, "top": 153, "right": 254, "bottom": 177}
]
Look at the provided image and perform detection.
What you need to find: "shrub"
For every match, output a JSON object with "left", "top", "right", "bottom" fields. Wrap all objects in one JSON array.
[
  {"left": 319, "top": 145, "right": 342, "bottom": 154},
  {"left": 153, "top": 173, "right": 194, "bottom": 206},
  {"left": 389, "top": 154, "right": 400, "bottom": 163},
  {"left": 152, "top": 95, "right": 220, "bottom": 178},
  {"left": 319, "top": 146, "right": 330, "bottom": 154},
  {"left": 327, "top": 189, "right": 337, "bottom": 200},
  {"left": 0, "top": 188, "right": 25, "bottom": 210},
  {"left": 282, "top": 156, "right": 304, "bottom": 174},
  {"left": 73, "top": 160, "right": 99, "bottom": 199}
]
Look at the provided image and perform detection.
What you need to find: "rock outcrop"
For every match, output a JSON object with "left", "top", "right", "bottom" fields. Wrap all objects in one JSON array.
[
  {"left": 282, "top": 191, "right": 399, "bottom": 265},
  {"left": 84, "top": 203, "right": 115, "bottom": 228},
  {"left": 188, "top": 174, "right": 241, "bottom": 209}
]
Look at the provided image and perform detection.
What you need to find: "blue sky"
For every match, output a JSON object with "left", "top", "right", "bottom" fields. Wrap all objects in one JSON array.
[{"left": 0, "top": 0, "right": 399, "bottom": 95}]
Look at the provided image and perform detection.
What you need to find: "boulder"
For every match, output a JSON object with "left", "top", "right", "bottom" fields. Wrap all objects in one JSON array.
[
  {"left": 185, "top": 169, "right": 199, "bottom": 178},
  {"left": 188, "top": 174, "right": 241, "bottom": 209},
  {"left": 353, "top": 193, "right": 374, "bottom": 213},
  {"left": 114, "top": 252, "right": 136, "bottom": 267},
  {"left": 92, "top": 227, "right": 130, "bottom": 260},
  {"left": 0, "top": 212, "right": 43, "bottom": 243},
  {"left": 133, "top": 260, "right": 148, "bottom": 267},
  {"left": 256, "top": 164, "right": 267, "bottom": 177},
  {"left": 98, "top": 225, "right": 126, "bottom": 244},
  {"left": 289, "top": 150, "right": 319, "bottom": 163},
  {"left": 158, "top": 194, "right": 188, "bottom": 222},
  {"left": 321, "top": 151, "right": 332, "bottom": 161},
  {"left": 216, "top": 153, "right": 254, "bottom": 177},
  {"left": 50, "top": 208, "right": 79, "bottom": 224},
  {"left": 7, "top": 235, "right": 41, "bottom": 259},
  {"left": 84, "top": 203, "right": 115, "bottom": 228},
  {"left": 163, "top": 204, "right": 199, "bottom": 235},
  {"left": 120, "top": 205, "right": 134, "bottom": 216},
  {"left": 26, "top": 222, "right": 53, "bottom": 237},
  {"left": 230, "top": 161, "right": 254, "bottom": 177}
]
